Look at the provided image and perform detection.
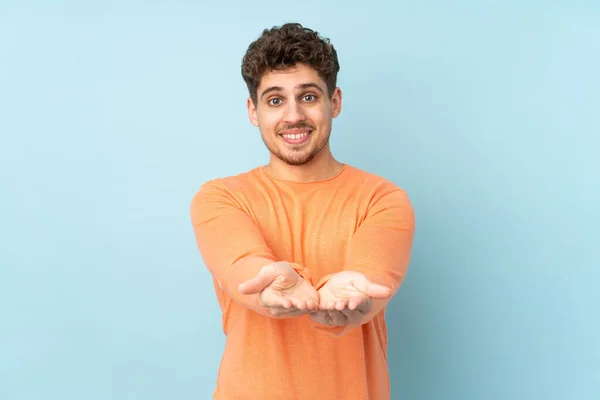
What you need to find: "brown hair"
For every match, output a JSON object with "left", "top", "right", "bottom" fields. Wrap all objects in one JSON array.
[{"left": 241, "top": 23, "right": 340, "bottom": 105}]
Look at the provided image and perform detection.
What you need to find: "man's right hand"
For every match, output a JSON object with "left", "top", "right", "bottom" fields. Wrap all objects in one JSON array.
[{"left": 238, "top": 262, "right": 319, "bottom": 317}]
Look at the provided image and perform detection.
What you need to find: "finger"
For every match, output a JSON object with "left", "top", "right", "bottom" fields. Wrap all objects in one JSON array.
[
  {"left": 305, "top": 299, "right": 318, "bottom": 311},
  {"left": 318, "top": 299, "right": 328, "bottom": 310},
  {"left": 348, "top": 299, "right": 358, "bottom": 311},
  {"left": 326, "top": 300, "right": 337, "bottom": 310},
  {"left": 280, "top": 296, "right": 293, "bottom": 309},
  {"left": 334, "top": 299, "right": 349, "bottom": 311},
  {"left": 347, "top": 295, "right": 361, "bottom": 310},
  {"left": 263, "top": 293, "right": 312, "bottom": 315},
  {"left": 238, "top": 267, "right": 276, "bottom": 294},
  {"left": 290, "top": 298, "right": 307, "bottom": 310},
  {"left": 259, "top": 289, "right": 287, "bottom": 308},
  {"left": 348, "top": 294, "right": 374, "bottom": 312},
  {"left": 352, "top": 280, "right": 392, "bottom": 299}
]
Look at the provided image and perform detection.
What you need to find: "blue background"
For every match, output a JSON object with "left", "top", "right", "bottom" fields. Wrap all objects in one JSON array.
[{"left": 1, "top": 1, "right": 598, "bottom": 399}]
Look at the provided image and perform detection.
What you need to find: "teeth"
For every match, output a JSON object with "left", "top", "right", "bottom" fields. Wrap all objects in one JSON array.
[{"left": 283, "top": 132, "right": 309, "bottom": 139}]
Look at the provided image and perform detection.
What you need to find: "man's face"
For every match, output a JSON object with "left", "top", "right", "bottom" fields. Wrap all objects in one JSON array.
[{"left": 247, "top": 63, "right": 342, "bottom": 166}]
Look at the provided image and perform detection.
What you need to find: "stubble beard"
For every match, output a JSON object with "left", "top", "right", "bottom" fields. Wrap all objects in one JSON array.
[{"left": 262, "top": 130, "right": 330, "bottom": 166}]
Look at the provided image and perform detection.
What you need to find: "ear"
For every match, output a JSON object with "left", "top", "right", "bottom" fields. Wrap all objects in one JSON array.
[
  {"left": 247, "top": 97, "right": 259, "bottom": 127},
  {"left": 331, "top": 87, "right": 342, "bottom": 118}
]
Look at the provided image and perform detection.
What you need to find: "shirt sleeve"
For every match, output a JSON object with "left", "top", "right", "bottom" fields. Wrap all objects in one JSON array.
[
  {"left": 313, "top": 184, "right": 416, "bottom": 335},
  {"left": 190, "top": 181, "right": 309, "bottom": 318}
]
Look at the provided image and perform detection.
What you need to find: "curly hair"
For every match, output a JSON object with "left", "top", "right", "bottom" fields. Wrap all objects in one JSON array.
[{"left": 241, "top": 23, "right": 340, "bottom": 105}]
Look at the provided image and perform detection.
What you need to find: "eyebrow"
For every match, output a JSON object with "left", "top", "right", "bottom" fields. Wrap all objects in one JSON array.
[{"left": 260, "top": 82, "right": 325, "bottom": 99}]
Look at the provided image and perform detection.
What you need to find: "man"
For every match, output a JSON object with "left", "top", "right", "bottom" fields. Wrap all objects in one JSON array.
[{"left": 190, "top": 22, "right": 415, "bottom": 399}]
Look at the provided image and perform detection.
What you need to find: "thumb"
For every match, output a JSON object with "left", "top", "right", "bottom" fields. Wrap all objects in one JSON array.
[
  {"left": 238, "top": 266, "right": 276, "bottom": 295},
  {"left": 352, "top": 279, "right": 392, "bottom": 299}
]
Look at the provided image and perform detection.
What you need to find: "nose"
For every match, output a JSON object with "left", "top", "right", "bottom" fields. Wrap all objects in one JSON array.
[{"left": 283, "top": 100, "right": 306, "bottom": 124}]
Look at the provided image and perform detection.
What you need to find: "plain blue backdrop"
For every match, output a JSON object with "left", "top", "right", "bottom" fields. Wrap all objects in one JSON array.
[{"left": 1, "top": 1, "right": 598, "bottom": 399}]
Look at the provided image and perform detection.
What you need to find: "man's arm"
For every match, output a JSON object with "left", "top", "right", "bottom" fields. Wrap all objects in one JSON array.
[
  {"left": 190, "top": 181, "right": 310, "bottom": 318},
  {"left": 312, "top": 185, "right": 415, "bottom": 335}
]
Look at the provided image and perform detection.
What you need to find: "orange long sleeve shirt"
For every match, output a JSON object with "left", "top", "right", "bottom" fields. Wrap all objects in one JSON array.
[{"left": 190, "top": 164, "right": 415, "bottom": 400}]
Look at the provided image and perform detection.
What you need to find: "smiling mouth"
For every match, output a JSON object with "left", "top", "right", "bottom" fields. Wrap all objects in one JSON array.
[{"left": 279, "top": 129, "right": 313, "bottom": 145}]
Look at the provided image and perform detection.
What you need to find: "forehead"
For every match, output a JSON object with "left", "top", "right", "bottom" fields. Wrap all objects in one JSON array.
[{"left": 258, "top": 64, "right": 326, "bottom": 92}]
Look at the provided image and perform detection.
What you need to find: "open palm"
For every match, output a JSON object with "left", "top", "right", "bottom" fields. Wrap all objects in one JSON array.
[
  {"left": 238, "top": 262, "right": 319, "bottom": 317},
  {"left": 311, "top": 271, "right": 392, "bottom": 326}
]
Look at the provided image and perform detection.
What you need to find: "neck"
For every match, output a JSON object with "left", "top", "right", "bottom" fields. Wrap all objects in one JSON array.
[{"left": 266, "top": 145, "right": 344, "bottom": 183}]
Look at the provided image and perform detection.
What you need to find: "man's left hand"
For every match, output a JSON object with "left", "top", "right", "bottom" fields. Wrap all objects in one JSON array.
[{"left": 309, "top": 271, "right": 392, "bottom": 327}]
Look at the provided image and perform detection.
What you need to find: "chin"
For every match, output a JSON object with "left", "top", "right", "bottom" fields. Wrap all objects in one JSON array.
[
  {"left": 278, "top": 149, "right": 320, "bottom": 166},
  {"left": 282, "top": 157, "right": 312, "bottom": 166}
]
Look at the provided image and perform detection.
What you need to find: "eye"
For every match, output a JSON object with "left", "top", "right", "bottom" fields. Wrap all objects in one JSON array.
[
  {"left": 302, "top": 94, "right": 316, "bottom": 102},
  {"left": 268, "top": 98, "right": 282, "bottom": 106}
]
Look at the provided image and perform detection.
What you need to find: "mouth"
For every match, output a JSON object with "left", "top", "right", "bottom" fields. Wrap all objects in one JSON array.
[{"left": 279, "top": 129, "right": 313, "bottom": 145}]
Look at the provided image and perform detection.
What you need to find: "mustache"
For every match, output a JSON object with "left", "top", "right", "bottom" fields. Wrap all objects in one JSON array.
[{"left": 277, "top": 122, "right": 315, "bottom": 133}]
